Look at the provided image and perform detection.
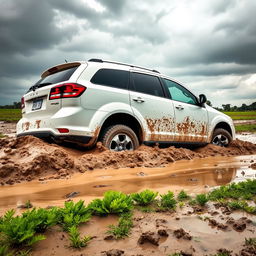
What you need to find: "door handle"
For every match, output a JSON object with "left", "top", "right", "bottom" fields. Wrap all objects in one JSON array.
[
  {"left": 132, "top": 97, "right": 145, "bottom": 103},
  {"left": 175, "top": 105, "right": 184, "bottom": 110}
]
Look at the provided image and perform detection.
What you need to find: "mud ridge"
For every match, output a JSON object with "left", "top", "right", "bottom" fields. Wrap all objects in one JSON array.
[{"left": 0, "top": 136, "right": 256, "bottom": 185}]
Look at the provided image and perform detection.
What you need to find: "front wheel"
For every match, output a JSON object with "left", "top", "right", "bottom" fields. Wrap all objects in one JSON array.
[
  {"left": 211, "top": 128, "right": 232, "bottom": 147},
  {"left": 101, "top": 125, "right": 139, "bottom": 151}
]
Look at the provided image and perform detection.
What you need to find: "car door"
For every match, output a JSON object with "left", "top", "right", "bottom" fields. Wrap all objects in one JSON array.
[
  {"left": 129, "top": 71, "right": 175, "bottom": 142},
  {"left": 162, "top": 78, "right": 209, "bottom": 143}
]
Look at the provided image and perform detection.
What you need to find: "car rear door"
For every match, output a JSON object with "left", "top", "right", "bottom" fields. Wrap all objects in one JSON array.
[
  {"left": 129, "top": 71, "right": 175, "bottom": 142},
  {"left": 162, "top": 78, "right": 209, "bottom": 143}
]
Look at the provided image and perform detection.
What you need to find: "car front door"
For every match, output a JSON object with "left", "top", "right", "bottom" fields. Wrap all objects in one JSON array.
[
  {"left": 162, "top": 78, "right": 209, "bottom": 143},
  {"left": 129, "top": 71, "right": 176, "bottom": 142}
]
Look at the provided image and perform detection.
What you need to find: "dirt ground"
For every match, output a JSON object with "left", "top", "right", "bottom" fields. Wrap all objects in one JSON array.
[{"left": 0, "top": 122, "right": 256, "bottom": 256}]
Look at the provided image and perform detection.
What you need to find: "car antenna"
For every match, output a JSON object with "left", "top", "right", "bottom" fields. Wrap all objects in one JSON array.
[{"left": 65, "top": 59, "right": 68, "bottom": 63}]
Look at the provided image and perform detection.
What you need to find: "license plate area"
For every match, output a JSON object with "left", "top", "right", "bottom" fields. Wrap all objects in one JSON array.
[{"left": 32, "top": 98, "right": 43, "bottom": 111}]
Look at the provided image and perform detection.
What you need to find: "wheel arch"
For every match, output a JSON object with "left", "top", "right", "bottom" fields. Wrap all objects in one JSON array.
[
  {"left": 212, "top": 122, "right": 233, "bottom": 139},
  {"left": 98, "top": 113, "right": 144, "bottom": 143}
]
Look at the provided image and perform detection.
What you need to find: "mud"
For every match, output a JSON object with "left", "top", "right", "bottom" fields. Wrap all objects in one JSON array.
[
  {"left": 30, "top": 210, "right": 256, "bottom": 256},
  {"left": 0, "top": 135, "right": 256, "bottom": 185}
]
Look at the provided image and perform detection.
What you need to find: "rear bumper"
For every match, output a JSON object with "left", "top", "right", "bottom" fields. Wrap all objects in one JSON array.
[{"left": 17, "top": 131, "right": 93, "bottom": 145}]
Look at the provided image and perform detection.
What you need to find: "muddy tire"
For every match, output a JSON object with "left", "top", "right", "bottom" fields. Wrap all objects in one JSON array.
[
  {"left": 211, "top": 128, "right": 232, "bottom": 147},
  {"left": 102, "top": 125, "right": 139, "bottom": 151}
]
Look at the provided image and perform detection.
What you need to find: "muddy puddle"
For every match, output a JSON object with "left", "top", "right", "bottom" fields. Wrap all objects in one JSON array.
[{"left": 0, "top": 155, "right": 255, "bottom": 215}]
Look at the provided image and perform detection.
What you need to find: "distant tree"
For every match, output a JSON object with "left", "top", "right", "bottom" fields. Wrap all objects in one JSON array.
[{"left": 222, "top": 104, "right": 231, "bottom": 111}]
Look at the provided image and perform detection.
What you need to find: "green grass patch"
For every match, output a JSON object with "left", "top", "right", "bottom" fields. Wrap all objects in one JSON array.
[
  {"left": 106, "top": 212, "right": 133, "bottom": 239},
  {"left": 235, "top": 124, "right": 256, "bottom": 132},
  {"left": 0, "top": 109, "right": 21, "bottom": 122},
  {"left": 131, "top": 189, "right": 158, "bottom": 206},
  {"left": 224, "top": 111, "right": 256, "bottom": 120},
  {"left": 68, "top": 226, "right": 91, "bottom": 248}
]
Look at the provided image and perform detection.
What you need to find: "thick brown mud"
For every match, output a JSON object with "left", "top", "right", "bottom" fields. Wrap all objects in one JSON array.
[
  {"left": 0, "top": 155, "right": 255, "bottom": 215},
  {"left": 0, "top": 135, "right": 256, "bottom": 186}
]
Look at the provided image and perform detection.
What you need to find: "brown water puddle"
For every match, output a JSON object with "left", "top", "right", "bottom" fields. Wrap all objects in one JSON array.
[{"left": 0, "top": 155, "right": 255, "bottom": 215}]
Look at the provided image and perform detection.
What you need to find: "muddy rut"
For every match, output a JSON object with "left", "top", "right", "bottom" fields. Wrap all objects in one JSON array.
[{"left": 0, "top": 136, "right": 256, "bottom": 185}]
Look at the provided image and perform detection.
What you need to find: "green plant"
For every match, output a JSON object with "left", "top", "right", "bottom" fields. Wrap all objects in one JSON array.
[
  {"left": 68, "top": 226, "right": 91, "bottom": 248},
  {"left": 88, "top": 191, "right": 133, "bottom": 216},
  {"left": 195, "top": 194, "right": 208, "bottom": 206},
  {"left": 159, "top": 191, "right": 177, "bottom": 209},
  {"left": 177, "top": 190, "right": 190, "bottom": 201},
  {"left": 0, "top": 213, "right": 45, "bottom": 247},
  {"left": 245, "top": 237, "right": 256, "bottom": 246},
  {"left": 131, "top": 190, "right": 158, "bottom": 206},
  {"left": 16, "top": 249, "right": 32, "bottom": 256},
  {"left": 59, "top": 200, "right": 91, "bottom": 231},
  {"left": 0, "top": 245, "right": 12, "bottom": 256},
  {"left": 22, "top": 208, "right": 58, "bottom": 233},
  {"left": 178, "top": 202, "right": 185, "bottom": 208},
  {"left": 24, "top": 200, "right": 33, "bottom": 209},
  {"left": 227, "top": 200, "right": 247, "bottom": 210},
  {"left": 168, "top": 253, "right": 182, "bottom": 256},
  {"left": 107, "top": 212, "right": 133, "bottom": 239}
]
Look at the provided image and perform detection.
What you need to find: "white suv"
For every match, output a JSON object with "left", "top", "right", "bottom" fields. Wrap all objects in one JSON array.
[{"left": 17, "top": 59, "right": 235, "bottom": 151}]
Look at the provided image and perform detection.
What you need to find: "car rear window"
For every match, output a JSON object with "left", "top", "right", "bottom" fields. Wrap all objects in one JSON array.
[
  {"left": 28, "top": 66, "right": 78, "bottom": 92},
  {"left": 90, "top": 69, "right": 129, "bottom": 90},
  {"left": 130, "top": 72, "right": 164, "bottom": 97}
]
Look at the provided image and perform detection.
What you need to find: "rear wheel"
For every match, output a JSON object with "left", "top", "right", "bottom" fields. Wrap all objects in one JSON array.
[
  {"left": 211, "top": 128, "right": 232, "bottom": 147},
  {"left": 102, "top": 125, "right": 139, "bottom": 151}
]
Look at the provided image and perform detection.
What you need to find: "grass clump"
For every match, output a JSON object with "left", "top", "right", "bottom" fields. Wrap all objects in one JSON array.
[
  {"left": 0, "top": 209, "right": 45, "bottom": 247},
  {"left": 159, "top": 191, "right": 177, "bottom": 210},
  {"left": 131, "top": 189, "right": 158, "bottom": 206},
  {"left": 107, "top": 212, "right": 133, "bottom": 239},
  {"left": 245, "top": 237, "right": 256, "bottom": 247},
  {"left": 209, "top": 180, "right": 256, "bottom": 201},
  {"left": 177, "top": 190, "right": 190, "bottom": 201},
  {"left": 59, "top": 200, "right": 91, "bottom": 231},
  {"left": 0, "top": 245, "right": 12, "bottom": 256},
  {"left": 195, "top": 194, "right": 208, "bottom": 206},
  {"left": 68, "top": 226, "right": 91, "bottom": 248},
  {"left": 88, "top": 191, "right": 132, "bottom": 216},
  {"left": 22, "top": 208, "right": 58, "bottom": 233}
]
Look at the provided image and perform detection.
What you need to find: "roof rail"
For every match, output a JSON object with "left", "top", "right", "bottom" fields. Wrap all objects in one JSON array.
[{"left": 88, "top": 58, "right": 160, "bottom": 73}]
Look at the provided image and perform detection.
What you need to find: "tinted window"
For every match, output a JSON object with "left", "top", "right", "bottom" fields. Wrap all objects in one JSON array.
[
  {"left": 28, "top": 66, "right": 79, "bottom": 92},
  {"left": 164, "top": 79, "right": 197, "bottom": 105},
  {"left": 131, "top": 73, "right": 164, "bottom": 97},
  {"left": 90, "top": 69, "right": 129, "bottom": 90}
]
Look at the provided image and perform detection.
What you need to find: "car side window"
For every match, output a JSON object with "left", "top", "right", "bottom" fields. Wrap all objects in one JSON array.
[
  {"left": 163, "top": 79, "right": 198, "bottom": 105},
  {"left": 90, "top": 69, "right": 129, "bottom": 90},
  {"left": 131, "top": 72, "right": 164, "bottom": 97}
]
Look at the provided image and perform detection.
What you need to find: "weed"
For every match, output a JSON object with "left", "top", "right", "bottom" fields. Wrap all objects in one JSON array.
[
  {"left": 195, "top": 194, "right": 208, "bottom": 206},
  {"left": 168, "top": 253, "right": 182, "bottom": 256},
  {"left": 227, "top": 201, "right": 247, "bottom": 210},
  {"left": 107, "top": 212, "right": 133, "bottom": 239},
  {"left": 88, "top": 191, "right": 133, "bottom": 216},
  {"left": 68, "top": 226, "right": 91, "bottom": 248},
  {"left": 22, "top": 208, "right": 58, "bottom": 233},
  {"left": 139, "top": 206, "right": 155, "bottom": 213},
  {"left": 0, "top": 245, "right": 12, "bottom": 256},
  {"left": 24, "top": 200, "right": 33, "bottom": 209},
  {"left": 159, "top": 191, "right": 177, "bottom": 209},
  {"left": 188, "top": 199, "right": 197, "bottom": 206},
  {"left": 59, "top": 200, "right": 91, "bottom": 231},
  {"left": 245, "top": 237, "right": 256, "bottom": 247},
  {"left": 131, "top": 189, "right": 158, "bottom": 206},
  {"left": 177, "top": 190, "right": 190, "bottom": 201},
  {"left": 0, "top": 212, "right": 45, "bottom": 247},
  {"left": 16, "top": 249, "right": 32, "bottom": 256},
  {"left": 178, "top": 202, "right": 185, "bottom": 208}
]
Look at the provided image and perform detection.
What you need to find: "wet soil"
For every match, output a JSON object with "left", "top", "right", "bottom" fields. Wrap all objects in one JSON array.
[
  {"left": 31, "top": 209, "right": 256, "bottom": 256},
  {"left": 0, "top": 154, "right": 255, "bottom": 215},
  {"left": 0, "top": 135, "right": 256, "bottom": 186}
]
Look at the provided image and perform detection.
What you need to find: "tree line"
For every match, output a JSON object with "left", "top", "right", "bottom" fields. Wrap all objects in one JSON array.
[{"left": 0, "top": 101, "right": 255, "bottom": 111}]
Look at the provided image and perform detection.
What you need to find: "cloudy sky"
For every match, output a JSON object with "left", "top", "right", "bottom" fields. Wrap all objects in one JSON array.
[{"left": 0, "top": 0, "right": 256, "bottom": 107}]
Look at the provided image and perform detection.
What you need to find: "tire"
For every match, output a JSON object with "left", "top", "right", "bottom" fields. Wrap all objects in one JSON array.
[
  {"left": 211, "top": 128, "right": 232, "bottom": 147},
  {"left": 101, "top": 125, "right": 139, "bottom": 151}
]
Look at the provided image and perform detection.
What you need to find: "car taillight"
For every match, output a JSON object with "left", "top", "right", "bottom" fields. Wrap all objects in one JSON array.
[
  {"left": 49, "top": 83, "right": 86, "bottom": 100},
  {"left": 21, "top": 97, "right": 25, "bottom": 109}
]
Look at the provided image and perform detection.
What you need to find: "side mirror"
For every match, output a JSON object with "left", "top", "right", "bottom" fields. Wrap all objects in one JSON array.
[{"left": 199, "top": 94, "right": 207, "bottom": 105}]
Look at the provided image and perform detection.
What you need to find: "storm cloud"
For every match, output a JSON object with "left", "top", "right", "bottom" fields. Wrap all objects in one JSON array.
[{"left": 0, "top": 0, "right": 255, "bottom": 107}]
